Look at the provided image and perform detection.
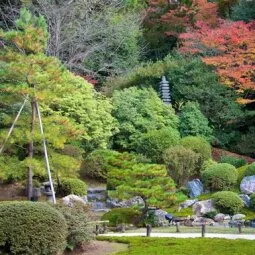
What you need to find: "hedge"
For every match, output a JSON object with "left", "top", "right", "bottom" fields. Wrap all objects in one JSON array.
[
  {"left": 212, "top": 191, "right": 244, "bottom": 215},
  {"left": 0, "top": 201, "right": 67, "bottom": 255},
  {"left": 60, "top": 177, "right": 87, "bottom": 196}
]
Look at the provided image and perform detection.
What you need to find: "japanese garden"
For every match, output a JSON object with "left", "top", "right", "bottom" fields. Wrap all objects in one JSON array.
[{"left": 0, "top": 0, "right": 255, "bottom": 254}]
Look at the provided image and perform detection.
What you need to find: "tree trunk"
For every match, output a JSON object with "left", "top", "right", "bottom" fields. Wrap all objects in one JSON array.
[{"left": 27, "top": 98, "right": 36, "bottom": 200}]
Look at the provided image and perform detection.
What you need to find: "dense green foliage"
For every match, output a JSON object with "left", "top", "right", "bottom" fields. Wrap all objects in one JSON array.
[
  {"left": 101, "top": 208, "right": 142, "bottom": 227},
  {"left": 244, "top": 163, "right": 255, "bottom": 177},
  {"left": 0, "top": 202, "right": 67, "bottom": 255},
  {"left": 59, "top": 178, "right": 87, "bottom": 196},
  {"left": 179, "top": 102, "right": 213, "bottom": 141},
  {"left": 163, "top": 145, "right": 199, "bottom": 186},
  {"left": 98, "top": 237, "right": 255, "bottom": 255},
  {"left": 202, "top": 163, "right": 238, "bottom": 191},
  {"left": 136, "top": 128, "right": 180, "bottom": 163},
  {"left": 212, "top": 191, "right": 244, "bottom": 214},
  {"left": 55, "top": 202, "right": 93, "bottom": 250},
  {"left": 108, "top": 163, "right": 176, "bottom": 210},
  {"left": 81, "top": 149, "right": 120, "bottom": 180},
  {"left": 219, "top": 156, "right": 247, "bottom": 168},
  {"left": 112, "top": 87, "right": 178, "bottom": 151},
  {"left": 231, "top": 0, "right": 255, "bottom": 21}
]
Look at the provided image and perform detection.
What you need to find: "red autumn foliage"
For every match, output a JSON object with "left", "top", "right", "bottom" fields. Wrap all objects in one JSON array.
[{"left": 179, "top": 20, "right": 255, "bottom": 96}]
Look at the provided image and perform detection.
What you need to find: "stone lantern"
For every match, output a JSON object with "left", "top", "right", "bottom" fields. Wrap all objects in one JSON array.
[{"left": 159, "top": 76, "right": 171, "bottom": 104}]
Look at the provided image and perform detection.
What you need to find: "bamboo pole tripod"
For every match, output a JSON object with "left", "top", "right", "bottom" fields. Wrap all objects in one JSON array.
[{"left": 0, "top": 95, "right": 56, "bottom": 204}]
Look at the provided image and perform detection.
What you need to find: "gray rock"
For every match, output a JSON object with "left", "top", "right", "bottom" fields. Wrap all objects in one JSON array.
[
  {"left": 214, "top": 213, "right": 225, "bottom": 222},
  {"left": 240, "top": 175, "right": 255, "bottom": 194},
  {"left": 239, "top": 194, "right": 250, "bottom": 207},
  {"left": 192, "top": 217, "right": 215, "bottom": 226},
  {"left": 62, "top": 194, "right": 87, "bottom": 207},
  {"left": 187, "top": 179, "right": 204, "bottom": 198},
  {"left": 224, "top": 215, "right": 231, "bottom": 220},
  {"left": 232, "top": 214, "right": 246, "bottom": 221},
  {"left": 179, "top": 199, "right": 198, "bottom": 211},
  {"left": 106, "top": 196, "right": 145, "bottom": 208},
  {"left": 192, "top": 199, "right": 216, "bottom": 216},
  {"left": 154, "top": 209, "right": 169, "bottom": 227}
]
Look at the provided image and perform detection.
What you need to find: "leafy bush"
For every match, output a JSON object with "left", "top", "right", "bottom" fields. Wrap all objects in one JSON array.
[
  {"left": 244, "top": 163, "right": 255, "bottom": 177},
  {"left": 220, "top": 155, "right": 247, "bottom": 168},
  {"left": 237, "top": 165, "right": 248, "bottom": 184},
  {"left": 55, "top": 202, "right": 93, "bottom": 250},
  {"left": 80, "top": 149, "right": 120, "bottom": 180},
  {"left": 136, "top": 128, "right": 180, "bottom": 163},
  {"left": 112, "top": 86, "right": 179, "bottom": 151},
  {"left": 179, "top": 101, "right": 213, "bottom": 141},
  {"left": 231, "top": 0, "right": 255, "bottom": 22},
  {"left": 60, "top": 178, "right": 87, "bottom": 196},
  {"left": 201, "top": 159, "right": 217, "bottom": 172},
  {"left": 101, "top": 208, "right": 142, "bottom": 227},
  {"left": 212, "top": 191, "right": 244, "bottom": 214},
  {"left": 201, "top": 163, "right": 238, "bottom": 191},
  {"left": 181, "top": 136, "right": 212, "bottom": 162},
  {"left": 0, "top": 202, "right": 67, "bottom": 255},
  {"left": 163, "top": 145, "right": 199, "bottom": 186}
]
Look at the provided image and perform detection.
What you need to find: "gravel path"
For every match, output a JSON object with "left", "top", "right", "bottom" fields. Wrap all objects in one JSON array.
[{"left": 100, "top": 232, "right": 255, "bottom": 240}]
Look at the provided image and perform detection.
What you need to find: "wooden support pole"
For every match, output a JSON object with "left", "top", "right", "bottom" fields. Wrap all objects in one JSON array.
[
  {"left": 146, "top": 224, "right": 152, "bottom": 237},
  {"left": 201, "top": 223, "right": 206, "bottom": 237},
  {"left": 0, "top": 95, "right": 28, "bottom": 154},
  {"left": 36, "top": 101, "right": 56, "bottom": 204}
]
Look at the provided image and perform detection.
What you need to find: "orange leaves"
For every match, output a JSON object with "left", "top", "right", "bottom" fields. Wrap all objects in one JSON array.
[{"left": 179, "top": 20, "right": 255, "bottom": 96}]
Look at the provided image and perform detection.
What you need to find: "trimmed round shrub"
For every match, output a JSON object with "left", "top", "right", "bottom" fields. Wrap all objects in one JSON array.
[
  {"left": 250, "top": 194, "right": 255, "bottom": 211},
  {"left": 201, "top": 159, "right": 217, "bottom": 172},
  {"left": 0, "top": 201, "right": 67, "bottom": 255},
  {"left": 60, "top": 178, "right": 87, "bottom": 196},
  {"left": 244, "top": 162, "right": 255, "bottom": 177},
  {"left": 136, "top": 128, "right": 180, "bottom": 163},
  {"left": 237, "top": 165, "right": 248, "bottom": 184},
  {"left": 201, "top": 163, "right": 238, "bottom": 191},
  {"left": 181, "top": 136, "right": 211, "bottom": 161},
  {"left": 80, "top": 149, "right": 119, "bottom": 180},
  {"left": 101, "top": 208, "right": 142, "bottom": 227},
  {"left": 220, "top": 155, "right": 247, "bottom": 168},
  {"left": 212, "top": 191, "right": 244, "bottom": 214}
]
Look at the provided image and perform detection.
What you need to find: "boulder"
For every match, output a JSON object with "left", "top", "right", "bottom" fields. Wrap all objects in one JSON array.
[
  {"left": 62, "top": 194, "right": 87, "bottom": 207},
  {"left": 192, "top": 199, "right": 215, "bottom": 216},
  {"left": 232, "top": 214, "right": 246, "bottom": 221},
  {"left": 179, "top": 199, "right": 198, "bottom": 211},
  {"left": 187, "top": 179, "right": 204, "bottom": 198},
  {"left": 214, "top": 213, "right": 225, "bottom": 222},
  {"left": 192, "top": 217, "right": 215, "bottom": 226},
  {"left": 240, "top": 175, "right": 255, "bottom": 194},
  {"left": 153, "top": 209, "right": 169, "bottom": 227},
  {"left": 239, "top": 194, "right": 250, "bottom": 207},
  {"left": 106, "top": 196, "right": 145, "bottom": 208}
]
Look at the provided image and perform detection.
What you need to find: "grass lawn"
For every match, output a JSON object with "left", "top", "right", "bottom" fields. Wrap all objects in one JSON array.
[{"left": 98, "top": 236, "right": 255, "bottom": 255}]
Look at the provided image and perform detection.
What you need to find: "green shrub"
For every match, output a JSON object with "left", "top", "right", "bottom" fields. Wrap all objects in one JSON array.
[
  {"left": 212, "top": 191, "right": 244, "bottom": 215},
  {"left": 181, "top": 136, "right": 211, "bottom": 161},
  {"left": 179, "top": 101, "right": 213, "bottom": 142},
  {"left": 201, "top": 159, "right": 217, "bottom": 172},
  {"left": 163, "top": 145, "right": 199, "bottom": 186},
  {"left": 201, "top": 163, "right": 238, "bottom": 191},
  {"left": 244, "top": 163, "right": 255, "bottom": 177},
  {"left": 0, "top": 201, "right": 67, "bottom": 255},
  {"left": 60, "top": 178, "right": 87, "bottom": 196},
  {"left": 55, "top": 202, "right": 93, "bottom": 250},
  {"left": 80, "top": 149, "right": 120, "bottom": 180},
  {"left": 220, "top": 155, "right": 247, "bottom": 168},
  {"left": 250, "top": 194, "right": 255, "bottom": 211},
  {"left": 136, "top": 128, "right": 180, "bottom": 163},
  {"left": 237, "top": 165, "right": 248, "bottom": 184},
  {"left": 101, "top": 208, "right": 142, "bottom": 227}
]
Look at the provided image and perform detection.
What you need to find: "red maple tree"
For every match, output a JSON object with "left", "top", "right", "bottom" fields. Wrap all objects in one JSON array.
[{"left": 179, "top": 20, "right": 255, "bottom": 101}]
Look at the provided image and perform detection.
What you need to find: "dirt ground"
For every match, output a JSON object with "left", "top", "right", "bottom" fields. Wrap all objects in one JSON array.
[{"left": 65, "top": 241, "right": 128, "bottom": 255}]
